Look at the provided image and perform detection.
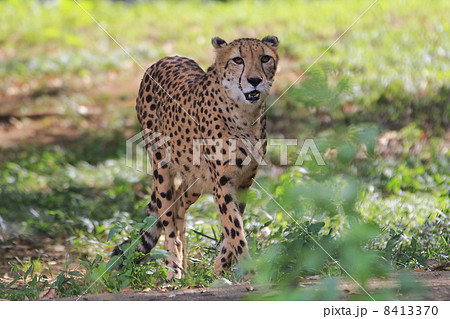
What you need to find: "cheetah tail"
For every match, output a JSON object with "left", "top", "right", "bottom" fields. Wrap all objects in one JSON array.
[{"left": 111, "top": 192, "right": 162, "bottom": 258}]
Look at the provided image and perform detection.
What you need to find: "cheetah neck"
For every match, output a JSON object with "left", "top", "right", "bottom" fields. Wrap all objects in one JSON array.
[{"left": 228, "top": 102, "right": 266, "bottom": 138}]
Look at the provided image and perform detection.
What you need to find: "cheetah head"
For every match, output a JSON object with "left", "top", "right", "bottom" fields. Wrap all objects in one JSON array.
[{"left": 211, "top": 36, "right": 279, "bottom": 106}]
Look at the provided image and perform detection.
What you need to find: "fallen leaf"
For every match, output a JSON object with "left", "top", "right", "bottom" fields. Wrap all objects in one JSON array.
[
  {"left": 39, "top": 288, "right": 56, "bottom": 299},
  {"left": 429, "top": 261, "right": 450, "bottom": 271},
  {"left": 343, "top": 289, "right": 357, "bottom": 295}
]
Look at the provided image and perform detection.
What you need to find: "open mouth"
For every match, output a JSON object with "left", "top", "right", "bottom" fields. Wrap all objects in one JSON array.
[{"left": 244, "top": 90, "right": 260, "bottom": 102}]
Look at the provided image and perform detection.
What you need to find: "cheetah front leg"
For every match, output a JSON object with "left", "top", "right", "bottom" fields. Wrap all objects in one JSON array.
[{"left": 213, "top": 178, "right": 251, "bottom": 275}]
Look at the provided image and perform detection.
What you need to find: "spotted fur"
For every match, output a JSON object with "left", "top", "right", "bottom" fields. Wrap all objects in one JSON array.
[{"left": 114, "top": 36, "right": 279, "bottom": 279}]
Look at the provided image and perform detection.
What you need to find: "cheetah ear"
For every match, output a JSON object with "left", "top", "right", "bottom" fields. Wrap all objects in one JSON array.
[
  {"left": 211, "top": 37, "right": 227, "bottom": 49},
  {"left": 262, "top": 35, "right": 279, "bottom": 49}
]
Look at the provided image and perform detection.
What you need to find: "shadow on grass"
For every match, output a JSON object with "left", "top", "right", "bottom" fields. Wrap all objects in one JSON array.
[
  {"left": 0, "top": 127, "right": 149, "bottom": 237},
  {"left": 0, "top": 128, "right": 128, "bottom": 166}
]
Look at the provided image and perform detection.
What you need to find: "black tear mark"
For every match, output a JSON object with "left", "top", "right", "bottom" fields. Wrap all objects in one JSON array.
[{"left": 238, "top": 43, "right": 245, "bottom": 91}]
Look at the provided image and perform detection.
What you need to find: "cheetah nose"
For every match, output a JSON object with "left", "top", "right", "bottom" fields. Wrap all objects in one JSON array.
[{"left": 247, "top": 77, "right": 262, "bottom": 87}]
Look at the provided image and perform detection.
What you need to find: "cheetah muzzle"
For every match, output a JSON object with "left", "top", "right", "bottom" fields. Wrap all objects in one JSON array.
[{"left": 113, "top": 35, "right": 279, "bottom": 280}]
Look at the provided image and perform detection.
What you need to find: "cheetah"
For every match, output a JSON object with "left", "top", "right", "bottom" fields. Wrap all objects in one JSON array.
[{"left": 114, "top": 36, "right": 279, "bottom": 279}]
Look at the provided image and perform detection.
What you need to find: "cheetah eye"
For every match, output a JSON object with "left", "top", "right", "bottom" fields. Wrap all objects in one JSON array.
[
  {"left": 232, "top": 57, "right": 244, "bottom": 65},
  {"left": 261, "top": 55, "right": 271, "bottom": 63}
]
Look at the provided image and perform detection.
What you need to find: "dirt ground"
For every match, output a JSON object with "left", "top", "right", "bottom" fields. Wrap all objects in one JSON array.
[
  {"left": 60, "top": 271, "right": 449, "bottom": 301},
  {"left": 1, "top": 237, "right": 448, "bottom": 301}
]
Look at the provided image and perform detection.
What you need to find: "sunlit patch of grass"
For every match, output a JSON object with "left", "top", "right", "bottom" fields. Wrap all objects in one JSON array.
[{"left": 2, "top": 0, "right": 449, "bottom": 99}]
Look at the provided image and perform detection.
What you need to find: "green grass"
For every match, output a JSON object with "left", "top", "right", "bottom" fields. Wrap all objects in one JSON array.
[
  {"left": 2, "top": 0, "right": 449, "bottom": 110},
  {"left": 0, "top": 0, "right": 449, "bottom": 300}
]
